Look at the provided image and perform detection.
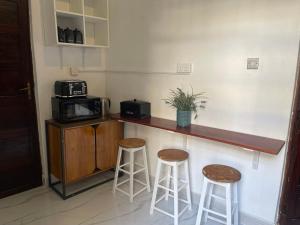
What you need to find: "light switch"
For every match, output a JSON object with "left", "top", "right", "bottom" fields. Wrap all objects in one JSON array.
[
  {"left": 177, "top": 63, "right": 193, "bottom": 74},
  {"left": 247, "top": 58, "right": 259, "bottom": 70}
]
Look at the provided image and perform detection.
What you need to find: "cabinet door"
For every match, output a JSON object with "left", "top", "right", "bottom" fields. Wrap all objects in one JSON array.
[
  {"left": 96, "top": 121, "right": 124, "bottom": 170},
  {"left": 64, "top": 126, "right": 95, "bottom": 183}
]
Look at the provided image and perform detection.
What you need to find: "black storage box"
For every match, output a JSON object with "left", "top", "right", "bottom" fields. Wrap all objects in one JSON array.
[{"left": 120, "top": 99, "right": 151, "bottom": 119}]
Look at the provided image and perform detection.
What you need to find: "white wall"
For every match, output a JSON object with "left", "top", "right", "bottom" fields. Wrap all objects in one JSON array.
[
  {"left": 106, "top": 0, "right": 300, "bottom": 223},
  {"left": 29, "top": 0, "right": 107, "bottom": 183}
]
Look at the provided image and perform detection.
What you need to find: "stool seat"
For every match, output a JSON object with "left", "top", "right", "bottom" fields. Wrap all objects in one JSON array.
[
  {"left": 158, "top": 149, "right": 189, "bottom": 162},
  {"left": 119, "top": 138, "right": 146, "bottom": 148},
  {"left": 203, "top": 164, "right": 241, "bottom": 183}
]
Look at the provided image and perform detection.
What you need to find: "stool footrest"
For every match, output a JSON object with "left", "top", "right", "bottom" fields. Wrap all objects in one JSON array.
[
  {"left": 153, "top": 207, "right": 174, "bottom": 218},
  {"left": 116, "top": 178, "right": 147, "bottom": 187},
  {"left": 119, "top": 168, "right": 130, "bottom": 174},
  {"left": 116, "top": 178, "right": 130, "bottom": 187},
  {"left": 115, "top": 184, "right": 148, "bottom": 198},
  {"left": 207, "top": 215, "right": 226, "bottom": 225},
  {"left": 120, "top": 163, "right": 130, "bottom": 168},
  {"left": 135, "top": 162, "right": 144, "bottom": 167},
  {"left": 167, "top": 194, "right": 189, "bottom": 204},
  {"left": 211, "top": 194, "right": 226, "bottom": 201},
  {"left": 179, "top": 205, "right": 189, "bottom": 217},
  {"left": 153, "top": 204, "right": 189, "bottom": 219},
  {"left": 134, "top": 168, "right": 145, "bottom": 175},
  {"left": 133, "top": 186, "right": 147, "bottom": 197},
  {"left": 115, "top": 187, "right": 130, "bottom": 197},
  {"left": 119, "top": 168, "right": 146, "bottom": 175},
  {"left": 203, "top": 207, "right": 227, "bottom": 218},
  {"left": 155, "top": 193, "right": 190, "bottom": 207},
  {"left": 155, "top": 194, "right": 167, "bottom": 205},
  {"left": 159, "top": 176, "right": 187, "bottom": 184},
  {"left": 135, "top": 179, "right": 147, "bottom": 186},
  {"left": 157, "top": 183, "right": 186, "bottom": 193}
]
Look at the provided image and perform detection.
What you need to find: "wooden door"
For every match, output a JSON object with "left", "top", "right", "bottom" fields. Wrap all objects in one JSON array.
[
  {"left": 96, "top": 121, "right": 124, "bottom": 171},
  {"left": 64, "top": 126, "right": 96, "bottom": 183},
  {"left": 0, "top": 0, "right": 42, "bottom": 198},
  {"left": 279, "top": 51, "right": 300, "bottom": 224}
]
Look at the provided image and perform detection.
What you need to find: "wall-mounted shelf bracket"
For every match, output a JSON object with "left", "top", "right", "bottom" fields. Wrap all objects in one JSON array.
[
  {"left": 242, "top": 148, "right": 260, "bottom": 170},
  {"left": 183, "top": 135, "right": 188, "bottom": 151}
]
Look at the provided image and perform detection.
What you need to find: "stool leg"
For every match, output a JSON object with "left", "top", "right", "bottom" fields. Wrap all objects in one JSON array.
[
  {"left": 129, "top": 151, "right": 134, "bottom": 202},
  {"left": 196, "top": 177, "right": 208, "bottom": 225},
  {"left": 226, "top": 183, "right": 232, "bottom": 225},
  {"left": 113, "top": 147, "right": 122, "bottom": 194},
  {"left": 184, "top": 160, "right": 192, "bottom": 210},
  {"left": 204, "top": 183, "right": 213, "bottom": 223},
  {"left": 150, "top": 159, "right": 162, "bottom": 215},
  {"left": 174, "top": 163, "right": 179, "bottom": 225},
  {"left": 165, "top": 165, "right": 171, "bottom": 200},
  {"left": 234, "top": 183, "right": 239, "bottom": 225},
  {"left": 142, "top": 146, "right": 151, "bottom": 192}
]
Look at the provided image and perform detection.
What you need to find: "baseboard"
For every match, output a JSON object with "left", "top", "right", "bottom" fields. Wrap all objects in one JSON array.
[{"left": 240, "top": 212, "right": 274, "bottom": 225}]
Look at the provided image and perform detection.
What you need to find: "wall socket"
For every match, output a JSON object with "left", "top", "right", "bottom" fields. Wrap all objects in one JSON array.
[
  {"left": 247, "top": 58, "right": 259, "bottom": 70},
  {"left": 70, "top": 67, "right": 80, "bottom": 76},
  {"left": 177, "top": 63, "right": 193, "bottom": 74}
]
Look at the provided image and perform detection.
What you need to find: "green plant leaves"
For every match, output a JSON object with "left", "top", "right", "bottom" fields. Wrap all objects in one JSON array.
[{"left": 163, "top": 87, "right": 206, "bottom": 119}]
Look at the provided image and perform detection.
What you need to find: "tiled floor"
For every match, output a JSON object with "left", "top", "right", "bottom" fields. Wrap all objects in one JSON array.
[{"left": 0, "top": 181, "right": 214, "bottom": 225}]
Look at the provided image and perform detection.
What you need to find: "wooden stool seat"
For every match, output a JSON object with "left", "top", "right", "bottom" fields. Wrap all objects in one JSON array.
[
  {"left": 119, "top": 138, "right": 146, "bottom": 148},
  {"left": 202, "top": 164, "right": 241, "bottom": 183},
  {"left": 158, "top": 149, "right": 189, "bottom": 162}
]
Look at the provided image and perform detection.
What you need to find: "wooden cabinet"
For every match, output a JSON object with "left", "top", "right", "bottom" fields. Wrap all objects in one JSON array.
[
  {"left": 64, "top": 126, "right": 95, "bottom": 183},
  {"left": 46, "top": 119, "right": 123, "bottom": 199},
  {"left": 96, "top": 120, "right": 123, "bottom": 170}
]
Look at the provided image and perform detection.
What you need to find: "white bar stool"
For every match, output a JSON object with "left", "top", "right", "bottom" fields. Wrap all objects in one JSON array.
[
  {"left": 196, "top": 164, "right": 241, "bottom": 225},
  {"left": 150, "top": 149, "right": 192, "bottom": 225},
  {"left": 113, "top": 138, "right": 151, "bottom": 202}
]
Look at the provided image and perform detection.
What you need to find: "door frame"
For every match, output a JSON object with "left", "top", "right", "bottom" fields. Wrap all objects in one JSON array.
[
  {"left": 278, "top": 43, "right": 300, "bottom": 224},
  {"left": 28, "top": 0, "right": 45, "bottom": 182}
]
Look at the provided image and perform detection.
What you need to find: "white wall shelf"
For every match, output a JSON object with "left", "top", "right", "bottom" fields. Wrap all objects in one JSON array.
[
  {"left": 55, "top": 0, "right": 83, "bottom": 14},
  {"left": 44, "top": 0, "right": 109, "bottom": 48},
  {"left": 57, "top": 42, "right": 108, "bottom": 48},
  {"left": 85, "top": 15, "right": 108, "bottom": 23},
  {"left": 56, "top": 10, "right": 84, "bottom": 18},
  {"left": 84, "top": 0, "right": 108, "bottom": 18}
]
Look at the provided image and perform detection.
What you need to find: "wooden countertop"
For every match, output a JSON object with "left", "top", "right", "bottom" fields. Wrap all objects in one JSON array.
[
  {"left": 111, "top": 114, "right": 285, "bottom": 155},
  {"left": 45, "top": 117, "right": 112, "bottom": 128}
]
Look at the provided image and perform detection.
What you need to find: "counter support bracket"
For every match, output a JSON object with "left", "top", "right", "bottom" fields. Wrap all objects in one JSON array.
[
  {"left": 243, "top": 148, "right": 260, "bottom": 170},
  {"left": 183, "top": 135, "right": 188, "bottom": 151}
]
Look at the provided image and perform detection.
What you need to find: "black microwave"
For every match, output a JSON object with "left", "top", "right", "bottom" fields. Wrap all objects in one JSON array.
[{"left": 52, "top": 96, "right": 101, "bottom": 123}]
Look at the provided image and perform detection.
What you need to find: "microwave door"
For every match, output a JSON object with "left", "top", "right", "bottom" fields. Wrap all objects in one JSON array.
[
  {"left": 63, "top": 102, "right": 76, "bottom": 120},
  {"left": 75, "top": 104, "right": 92, "bottom": 116}
]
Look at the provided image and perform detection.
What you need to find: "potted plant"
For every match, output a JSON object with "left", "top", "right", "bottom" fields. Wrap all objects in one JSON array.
[{"left": 164, "top": 88, "right": 206, "bottom": 127}]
